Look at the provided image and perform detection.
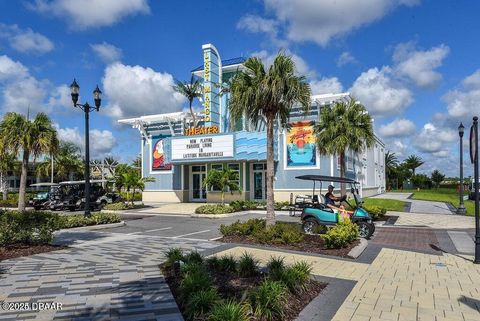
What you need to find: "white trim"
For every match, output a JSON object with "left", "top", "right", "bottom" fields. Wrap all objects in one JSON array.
[{"left": 141, "top": 137, "right": 144, "bottom": 179}]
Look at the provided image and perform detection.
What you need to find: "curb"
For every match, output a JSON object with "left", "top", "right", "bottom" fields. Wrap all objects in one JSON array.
[
  {"left": 190, "top": 209, "right": 292, "bottom": 219},
  {"left": 347, "top": 238, "right": 368, "bottom": 259},
  {"left": 57, "top": 221, "right": 126, "bottom": 232}
]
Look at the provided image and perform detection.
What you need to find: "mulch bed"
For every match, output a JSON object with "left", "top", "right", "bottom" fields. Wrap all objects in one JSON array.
[
  {"left": 0, "top": 243, "right": 67, "bottom": 261},
  {"left": 220, "top": 235, "right": 360, "bottom": 257},
  {"left": 161, "top": 264, "right": 326, "bottom": 321}
]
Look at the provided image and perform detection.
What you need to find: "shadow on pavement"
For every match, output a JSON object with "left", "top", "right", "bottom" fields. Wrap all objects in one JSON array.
[
  {"left": 53, "top": 231, "right": 113, "bottom": 246},
  {"left": 458, "top": 295, "right": 480, "bottom": 312},
  {"left": 429, "top": 244, "right": 474, "bottom": 263}
]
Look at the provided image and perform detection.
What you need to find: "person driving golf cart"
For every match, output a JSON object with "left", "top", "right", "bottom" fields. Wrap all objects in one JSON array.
[{"left": 324, "top": 185, "right": 346, "bottom": 206}]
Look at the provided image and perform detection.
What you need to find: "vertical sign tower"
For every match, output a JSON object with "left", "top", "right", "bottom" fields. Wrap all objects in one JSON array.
[{"left": 202, "top": 44, "right": 221, "bottom": 130}]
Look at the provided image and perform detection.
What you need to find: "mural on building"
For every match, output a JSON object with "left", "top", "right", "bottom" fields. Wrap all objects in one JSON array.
[
  {"left": 286, "top": 121, "right": 316, "bottom": 167},
  {"left": 152, "top": 137, "right": 172, "bottom": 171}
]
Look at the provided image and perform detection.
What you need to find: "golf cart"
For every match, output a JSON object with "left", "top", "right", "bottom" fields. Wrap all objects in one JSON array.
[
  {"left": 29, "top": 183, "right": 59, "bottom": 210},
  {"left": 290, "top": 175, "right": 375, "bottom": 239},
  {"left": 57, "top": 180, "right": 115, "bottom": 211}
]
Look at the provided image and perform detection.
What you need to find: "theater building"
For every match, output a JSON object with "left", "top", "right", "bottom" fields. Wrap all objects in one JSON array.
[{"left": 119, "top": 44, "right": 386, "bottom": 203}]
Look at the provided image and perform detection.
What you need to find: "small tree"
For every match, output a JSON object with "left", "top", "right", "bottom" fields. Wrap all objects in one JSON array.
[
  {"left": 431, "top": 170, "right": 445, "bottom": 189},
  {"left": 0, "top": 151, "right": 16, "bottom": 201},
  {"left": 203, "top": 169, "right": 241, "bottom": 205},
  {"left": 114, "top": 165, "right": 154, "bottom": 204},
  {"left": 172, "top": 76, "right": 202, "bottom": 128},
  {"left": 405, "top": 155, "right": 424, "bottom": 176}
]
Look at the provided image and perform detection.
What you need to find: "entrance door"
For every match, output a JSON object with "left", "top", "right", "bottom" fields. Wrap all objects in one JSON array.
[
  {"left": 252, "top": 163, "right": 267, "bottom": 201},
  {"left": 191, "top": 165, "right": 206, "bottom": 201}
]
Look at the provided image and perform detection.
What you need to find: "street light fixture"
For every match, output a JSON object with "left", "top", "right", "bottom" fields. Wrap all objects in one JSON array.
[
  {"left": 70, "top": 79, "right": 102, "bottom": 217},
  {"left": 457, "top": 123, "right": 466, "bottom": 215}
]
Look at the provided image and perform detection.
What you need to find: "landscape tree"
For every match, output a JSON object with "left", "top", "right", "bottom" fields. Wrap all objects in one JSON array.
[
  {"left": 385, "top": 151, "right": 398, "bottom": 189},
  {"left": 114, "top": 165, "right": 154, "bottom": 204},
  {"left": 0, "top": 151, "right": 17, "bottom": 201},
  {"left": 173, "top": 75, "right": 202, "bottom": 127},
  {"left": 405, "top": 155, "right": 424, "bottom": 176},
  {"left": 431, "top": 169, "right": 445, "bottom": 189},
  {"left": 0, "top": 112, "right": 59, "bottom": 211},
  {"left": 314, "top": 98, "right": 375, "bottom": 193},
  {"left": 36, "top": 141, "right": 83, "bottom": 182},
  {"left": 203, "top": 168, "right": 241, "bottom": 205},
  {"left": 229, "top": 53, "right": 311, "bottom": 226}
]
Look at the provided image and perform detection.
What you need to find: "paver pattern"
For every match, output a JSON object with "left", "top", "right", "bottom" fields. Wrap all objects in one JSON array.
[
  {"left": 0, "top": 232, "right": 218, "bottom": 321},
  {"left": 388, "top": 211, "right": 475, "bottom": 229},
  {"left": 370, "top": 227, "right": 439, "bottom": 253}
]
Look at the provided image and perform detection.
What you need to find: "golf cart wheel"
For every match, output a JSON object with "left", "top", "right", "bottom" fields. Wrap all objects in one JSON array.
[
  {"left": 98, "top": 200, "right": 107, "bottom": 210},
  {"left": 302, "top": 218, "right": 318, "bottom": 234},
  {"left": 69, "top": 206, "right": 75, "bottom": 212},
  {"left": 357, "top": 221, "right": 374, "bottom": 239}
]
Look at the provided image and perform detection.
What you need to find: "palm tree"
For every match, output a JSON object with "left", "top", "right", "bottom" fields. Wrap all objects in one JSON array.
[
  {"left": 314, "top": 98, "right": 374, "bottom": 194},
  {"left": 0, "top": 151, "right": 16, "bottom": 201},
  {"left": 385, "top": 151, "right": 399, "bottom": 189},
  {"left": 131, "top": 155, "right": 141, "bottom": 173},
  {"left": 173, "top": 75, "right": 202, "bottom": 127},
  {"left": 203, "top": 168, "right": 241, "bottom": 205},
  {"left": 0, "top": 112, "right": 58, "bottom": 210},
  {"left": 114, "top": 165, "right": 154, "bottom": 204},
  {"left": 36, "top": 141, "right": 84, "bottom": 182},
  {"left": 405, "top": 155, "right": 424, "bottom": 176},
  {"left": 229, "top": 53, "right": 311, "bottom": 226},
  {"left": 431, "top": 169, "right": 445, "bottom": 189}
]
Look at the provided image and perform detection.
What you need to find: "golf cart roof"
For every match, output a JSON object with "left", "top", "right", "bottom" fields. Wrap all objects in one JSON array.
[
  {"left": 58, "top": 180, "right": 105, "bottom": 185},
  {"left": 29, "top": 183, "right": 59, "bottom": 187},
  {"left": 296, "top": 175, "right": 358, "bottom": 184}
]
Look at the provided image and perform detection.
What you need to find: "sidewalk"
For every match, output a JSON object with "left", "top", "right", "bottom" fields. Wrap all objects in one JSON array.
[{"left": 371, "top": 192, "right": 454, "bottom": 214}]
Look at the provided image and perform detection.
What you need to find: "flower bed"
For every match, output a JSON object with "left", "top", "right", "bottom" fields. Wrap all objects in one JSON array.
[
  {"left": 161, "top": 248, "right": 326, "bottom": 321},
  {"left": 219, "top": 219, "right": 360, "bottom": 257},
  {"left": 195, "top": 201, "right": 291, "bottom": 214},
  {"left": 57, "top": 212, "right": 121, "bottom": 229},
  {"left": 103, "top": 202, "right": 146, "bottom": 211},
  {"left": 0, "top": 243, "right": 66, "bottom": 261}
]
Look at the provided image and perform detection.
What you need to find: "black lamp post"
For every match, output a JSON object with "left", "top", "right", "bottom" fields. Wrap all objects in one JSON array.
[
  {"left": 457, "top": 123, "right": 466, "bottom": 215},
  {"left": 70, "top": 79, "right": 102, "bottom": 217}
]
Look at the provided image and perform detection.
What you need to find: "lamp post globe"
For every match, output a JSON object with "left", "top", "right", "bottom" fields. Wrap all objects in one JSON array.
[
  {"left": 457, "top": 122, "right": 466, "bottom": 215},
  {"left": 70, "top": 79, "right": 102, "bottom": 217}
]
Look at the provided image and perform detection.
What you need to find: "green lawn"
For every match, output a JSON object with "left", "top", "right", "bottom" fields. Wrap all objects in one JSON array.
[
  {"left": 362, "top": 198, "right": 406, "bottom": 212},
  {"left": 391, "top": 188, "right": 474, "bottom": 216}
]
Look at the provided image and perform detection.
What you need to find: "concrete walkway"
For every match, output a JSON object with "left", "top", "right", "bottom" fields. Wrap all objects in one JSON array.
[
  {"left": 387, "top": 211, "right": 475, "bottom": 229},
  {"left": 371, "top": 192, "right": 454, "bottom": 214}
]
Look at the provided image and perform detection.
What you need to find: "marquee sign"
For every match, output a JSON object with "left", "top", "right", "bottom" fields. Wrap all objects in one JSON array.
[
  {"left": 184, "top": 126, "right": 219, "bottom": 136},
  {"left": 171, "top": 135, "right": 234, "bottom": 160}
]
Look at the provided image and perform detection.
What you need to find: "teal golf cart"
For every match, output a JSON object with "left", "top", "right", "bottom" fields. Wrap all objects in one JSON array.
[{"left": 290, "top": 175, "right": 375, "bottom": 239}]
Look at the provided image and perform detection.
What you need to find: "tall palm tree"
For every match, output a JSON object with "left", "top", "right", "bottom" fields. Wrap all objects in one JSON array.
[
  {"left": 173, "top": 75, "right": 202, "bottom": 127},
  {"left": 229, "top": 53, "right": 311, "bottom": 226},
  {"left": 385, "top": 151, "right": 399, "bottom": 188},
  {"left": 0, "top": 151, "right": 16, "bottom": 201},
  {"left": 36, "top": 141, "right": 83, "bottom": 182},
  {"left": 0, "top": 112, "right": 58, "bottom": 210},
  {"left": 405, "top": 155, "right": 424, "bottom": 176},
  {"left": 203, "top": 168, "right": 241, "bottom": 205},
  {"left": 314, "top": 98, "right": 374, "bottom": 194}
]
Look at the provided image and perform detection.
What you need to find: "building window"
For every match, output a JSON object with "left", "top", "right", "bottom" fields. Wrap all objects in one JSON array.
[
  {"left": 228, "top": 163, "right": 240, "bottom": 189},
  {"left": 192, "top": 165, "right": 206, "bottom": 172},
  {"left": 253, "top": 163, "right": 266, "bottom": 171}
]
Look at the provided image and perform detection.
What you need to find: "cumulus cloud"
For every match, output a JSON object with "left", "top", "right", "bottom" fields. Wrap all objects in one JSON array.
[
  {"left": 56, "top": 125, "right": 117, "bottom": 158},
  {"left": 442, "top": 69, "right": 480, "bottom": 118},
  {"left": 337, "top": 51, "right": 356, "bottom": 67},
  {"left": 310, "top": 77, "right": 343, "bottom": 95},
  {"left": 413, "top": 123, "right": 457, "bottom": 154},
  {"left": 251, "top": 50, "right": 314, "bottom": 78},
  {"left": 349, "top": 66, "right": 413, "bottom": 116},
  {"left": 91, "top": 42, "right": 123, "bottom": 64},
  {"left": 237, "top": 15, "right": 278, "bottom": 34},
  {"left": 248, "top": 0, "right": 420, "bottom": 46},
  {"left": 393, "top": 41, "right": 449, "bottom": 88},
  {"left": 28, "top": 0, "right": 150, "bottom": 30},
  {"left": 0, "top": 55, "right": 29, "bottom": 81},
  {"left": 378, "top": 118, "right": 416, "bottom": 138},
  {"left": 102, "top": 62, "right": 185, "bottom": 119},
  {"left": 0, "top": 23, "right": 54, "bottom": 54}
]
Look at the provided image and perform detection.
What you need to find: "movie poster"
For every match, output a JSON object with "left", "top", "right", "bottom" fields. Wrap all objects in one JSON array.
[
  {"left": 286, "top": 121, "right": 316, "bottom": 167},
  {"left": 152, "top": 136, "right": 172, "bottom": 171}
]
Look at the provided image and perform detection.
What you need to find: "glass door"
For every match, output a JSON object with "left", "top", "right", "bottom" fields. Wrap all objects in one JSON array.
[
  {"left": 252, "top": 163, "right": 267, "bottom": 200},
  {"left": 191, "top": 165, "right": 206, "bottom": 201}
]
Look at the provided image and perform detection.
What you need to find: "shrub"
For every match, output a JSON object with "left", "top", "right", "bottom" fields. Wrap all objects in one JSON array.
[
  {"left": 0, "top": 199, "right": 17, "bottom": 208},
  {"left": 249, "top": 280, "right": 287, "bottom": 321},
  {"left": 363, "top": 205, "right": 386, "bottom": 220},
  {"left": 238, "top": 252, "right": 258, "bottom": 277},
  {"left": 266, "top": 256, "right": 285, "bottom": 279},
  {"left": 273, "top": 201, "right": 290, "bottom": 210},
  {"left": 253, "top": 222, "right": 304, "bottom": 244},
  {"left": 219, "top": 218, "right": 265, "bottom": 237},
  {"left": 180, "top": 269, "right": 212, "bottom": 298},
  {"left": 321, "top": 219, "right": 359, "bottom": 249},
  {"left": 208, "top": 301, "right": 249, "bottom": 321},
  {"left": 103, "top": 202, "right": 128, "bottom": 211},
  {"left": 185, "top": 288, "right": 220, "bottom": 320},
  {"left": 195, "top": 204, "right": 234, "bottom": 214},
  {"left": 0, "top": 210, "right": 60, "bottom": 246},
  {"left": 218, "top": 255, "right": 237, "bottom": 273},
  {"left": 57, "top": 213, "right": 121, "bottom": 229},
  {"left": 164, "top": 247, "right": 185, "bottom": 268},
  {"left": 205, "top": 256, "right": 221, "bottom": 270},
  {"left": 184, "top": 250, "right": 204, "bottom": 265},
  {"left": 270, "top": 261, "right": 312, "bottom": 293},
  {"left": 181, "top": 261, "right": 206, "bottom": 277},
  {"left": 229, "top": 200, "right": 260, "bottom": 212}
]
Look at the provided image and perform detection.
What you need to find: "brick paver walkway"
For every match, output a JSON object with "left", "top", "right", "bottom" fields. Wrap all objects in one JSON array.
[
  {"left": 388, "top": 211, "right": 475, "bottom": 229},
  {"left": 0, "top": 232, "right": 218, "bottom": 321},
  {"left": 371, "top": 227, "right": 439, "bottom": 253}
]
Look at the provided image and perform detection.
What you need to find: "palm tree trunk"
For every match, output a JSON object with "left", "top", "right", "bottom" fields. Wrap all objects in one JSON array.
[
  {"left": 221, "top": 189, "right": 225, "bottom": 205},
  {"left": 1, "top": 172, "right": 7, "bottom": 201},
  {"left": 266, "top": 117, "right": 275, "bottom": 227},
  {"left": 189, "top": 100, "right": 197, "bottom": 128},
  {"left": 340, "top": 152, "right": 346, "bottom": 195},
  {"left": 18, "top": 151, "right": 29, "bottom": 211}
]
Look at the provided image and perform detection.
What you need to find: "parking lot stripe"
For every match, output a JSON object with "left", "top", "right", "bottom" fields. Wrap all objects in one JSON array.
[
  {"left": 128, "top": 227, "right": 173, "bottom": 235},
  {"left": 172, "top": 230, "right": 211, "bottom": 238}
]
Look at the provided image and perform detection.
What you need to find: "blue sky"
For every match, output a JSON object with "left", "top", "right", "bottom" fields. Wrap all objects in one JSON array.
[{"left": 0, "top": 0, "right": 479, "bottom": 176}]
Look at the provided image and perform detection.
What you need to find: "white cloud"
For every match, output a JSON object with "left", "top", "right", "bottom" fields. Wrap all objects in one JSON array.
[
  {"left": 91, "top": 42, "right": 123, "bottom": 64},
  {"left": 258, "top": 0, "right": 419, "bottom": 46},
  {"left": 442, "top": 69, "right": 480, "bottom": 118},
  {"left": 310, "top": 77, "right": 343, "bottom": 95},
  {"left": 393, "top": 41, "right": 449, "bottom": 88},
  {"left": 237, "top": 15, "right": 278, "bottom": 34},
  {"left": 251, "top": 50, "right": 314, "bottom": 78},
  {"left": 349, "top": 66, "right": 413, "bottom": 116},
  {"left": 28, "top": 0, "right": 150, "bottom": 30},
  {"left": 378, "top": 118, "right": 416, "bottom": 137},
  {"left": 0, "top": 23, "right": 54, "bottom": 54},
  {"left": 56, "top": 125, "right": 117, "bottom": 158},
  {"left": 337, "top": 51, "right": 356, "bottom": 67},
  {"left": 413, "top": 122, "right": 457, "bottom": 154},
  {"left": 102, "top": 62, "right": 185, "bottom": 119},
  {"left": 0, "top": 55, "right": 29, "bottom": 81}
]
